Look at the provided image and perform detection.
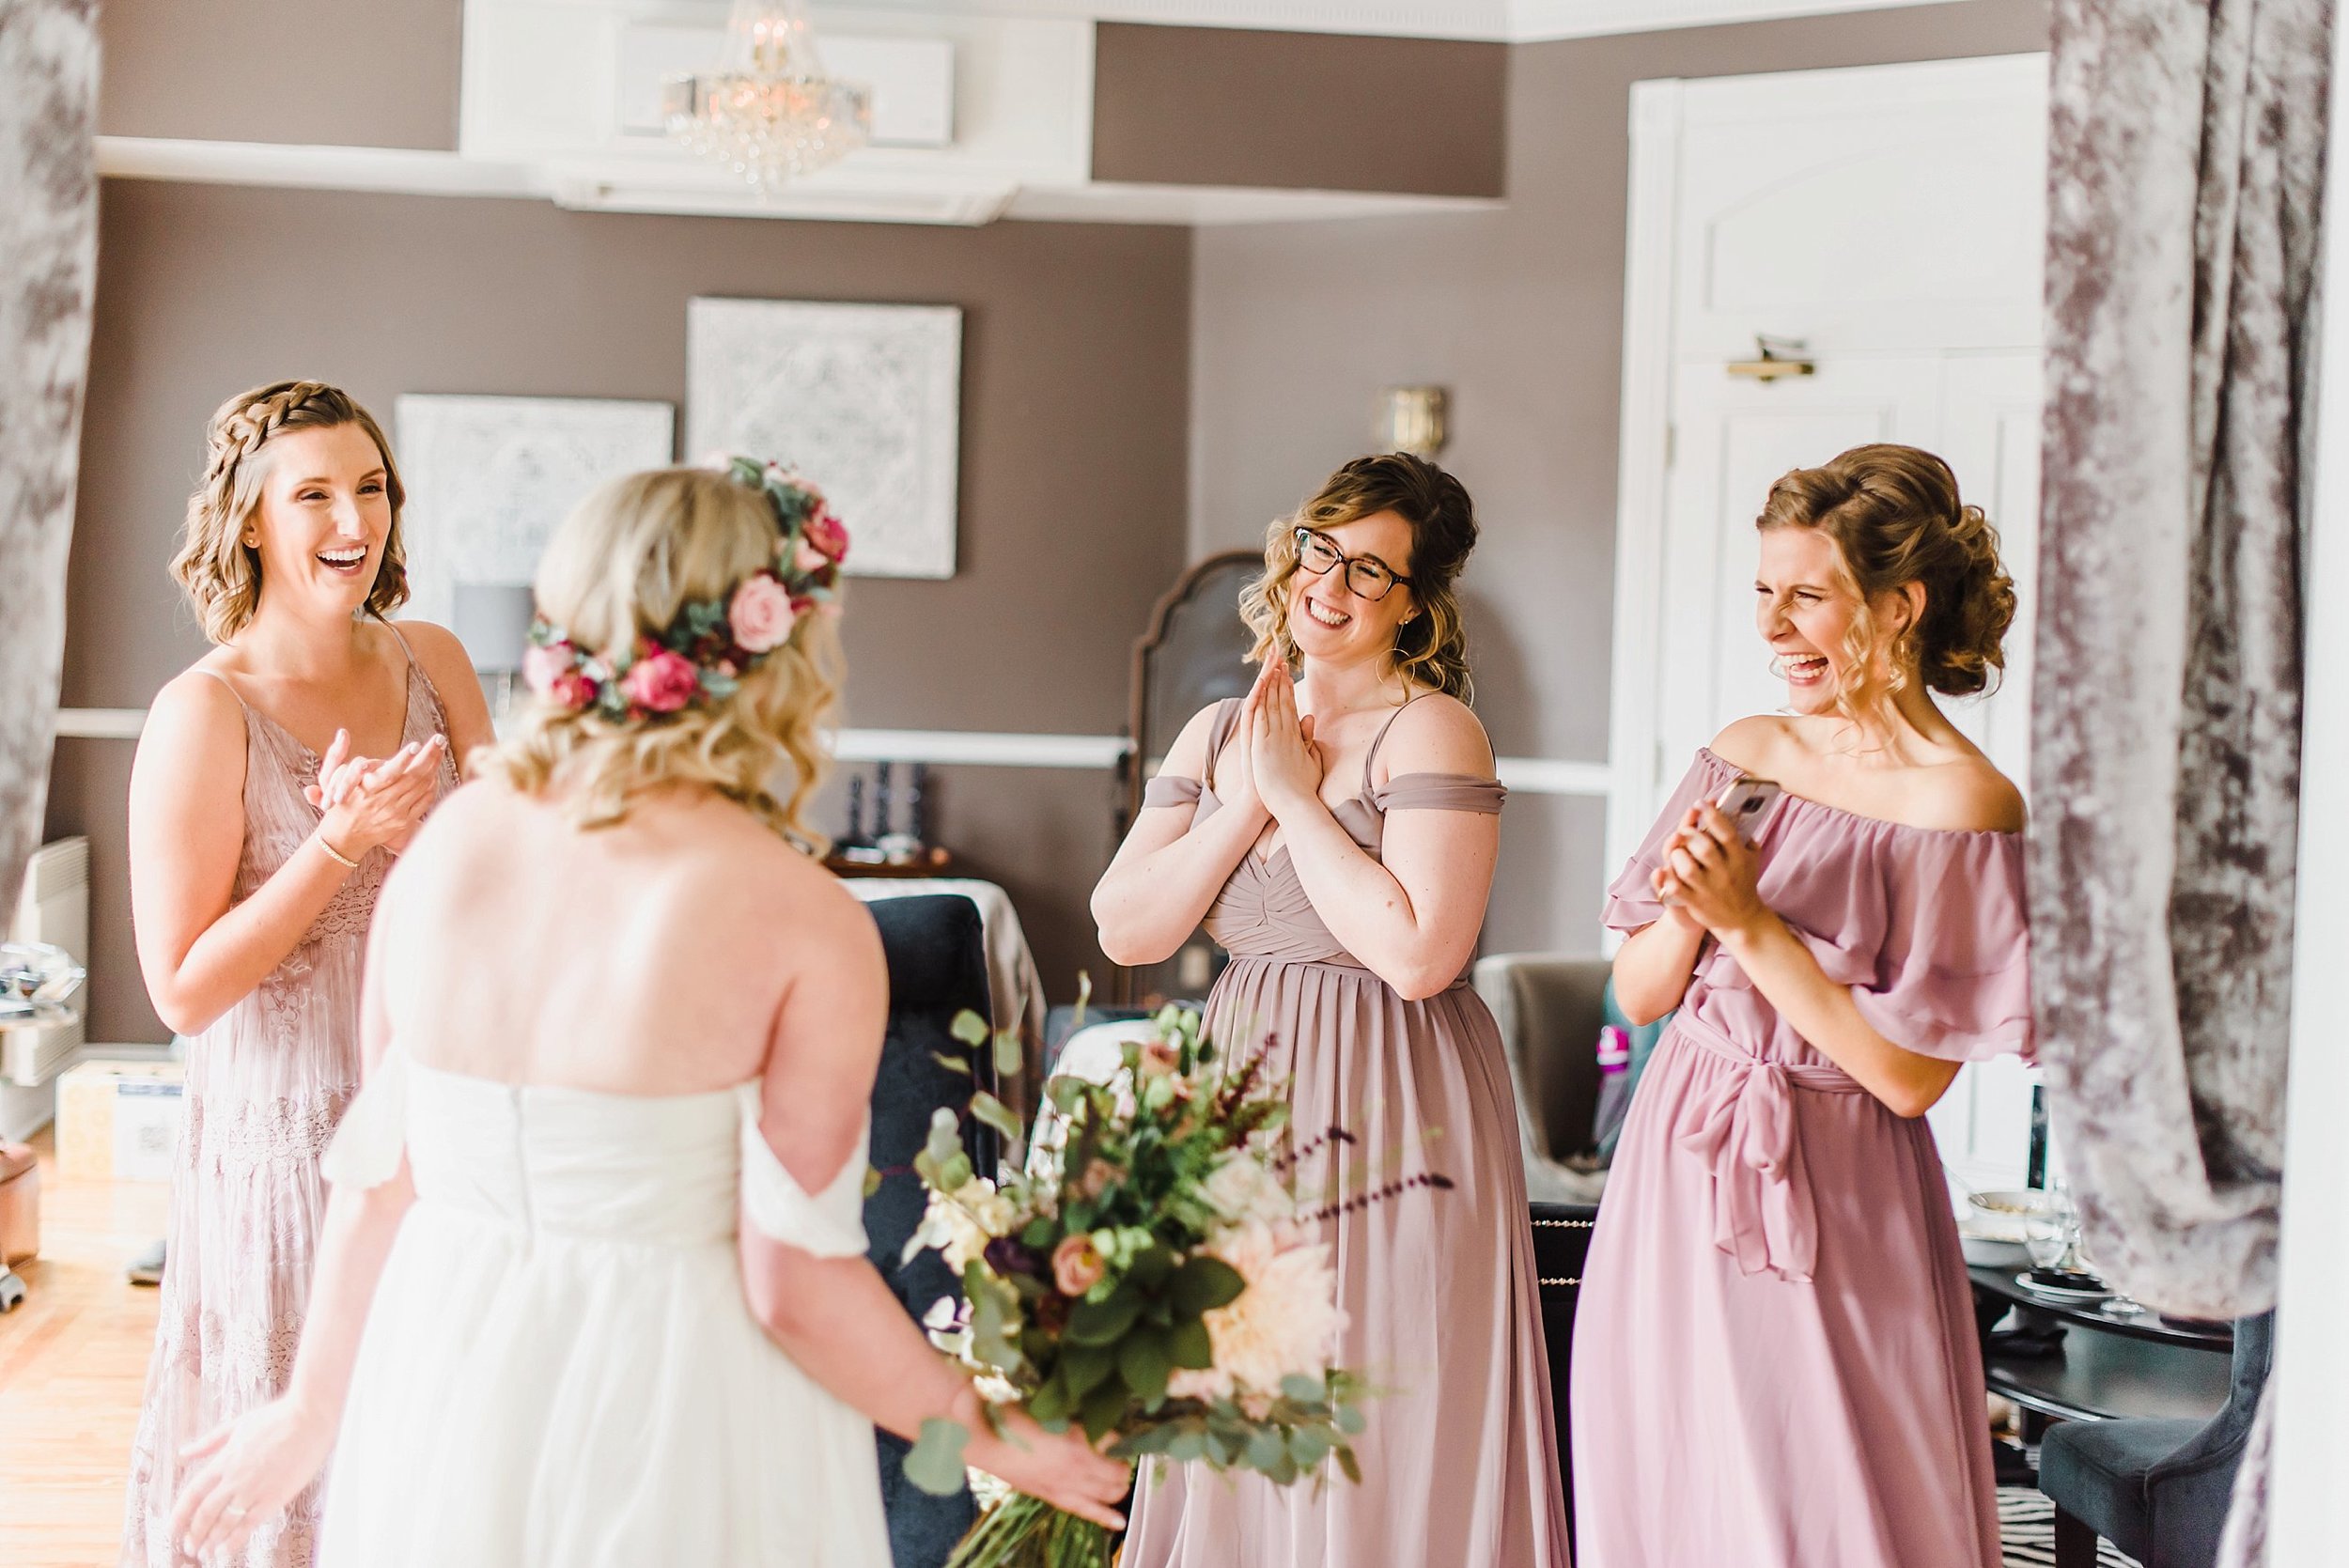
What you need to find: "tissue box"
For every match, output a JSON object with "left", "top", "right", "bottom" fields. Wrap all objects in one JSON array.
[{"left": 57, "top": 1058, "right": 184, "bottom": 1182}]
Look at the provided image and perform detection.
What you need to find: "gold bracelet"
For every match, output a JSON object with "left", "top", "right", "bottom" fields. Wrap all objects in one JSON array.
[{"left": 315, "top": 835, "right": 361, "bottom": 870}]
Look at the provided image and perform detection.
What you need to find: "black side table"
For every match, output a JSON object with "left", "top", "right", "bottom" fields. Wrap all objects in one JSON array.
[{"left": 1969, "top": 1265, "right": 2231, "bottom": 1432}]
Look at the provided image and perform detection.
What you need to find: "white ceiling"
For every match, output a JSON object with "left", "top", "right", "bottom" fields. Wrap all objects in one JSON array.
[{"left": 818, "top": 0, "right": 1972, "bottom": 43}]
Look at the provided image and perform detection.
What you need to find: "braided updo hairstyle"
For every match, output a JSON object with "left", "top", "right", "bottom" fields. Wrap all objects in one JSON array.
[
  {"left": 1239, "top": 452, "right": 1481, "bottom": 700},
  {"left": 1757, "top": 443, "right": 2015, "bottom": 722},
  {"left": 172, "top": 380, "right": 409, "bottom": 644}
]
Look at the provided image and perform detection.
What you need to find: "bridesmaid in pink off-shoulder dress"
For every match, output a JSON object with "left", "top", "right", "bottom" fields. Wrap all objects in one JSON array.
[
  {"left": 1573, "top": 445, "right": 2031, "bottom": 1568},
  {"left": 1096, "top": 455, "right": 1568, "bottom": 1568}
]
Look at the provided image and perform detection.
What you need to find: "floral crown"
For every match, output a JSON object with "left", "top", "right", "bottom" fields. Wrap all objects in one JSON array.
[{"left": 523, "top": 457, "right": 848, "bottom": 722}]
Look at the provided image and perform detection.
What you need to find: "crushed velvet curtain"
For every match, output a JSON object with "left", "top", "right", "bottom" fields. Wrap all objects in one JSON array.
[
  {"left": 2034, "top": 1, "right": 2333, "bottom": 1559},
  {"left": 0, "top": 0, "right": 99, "bottom": 918}
]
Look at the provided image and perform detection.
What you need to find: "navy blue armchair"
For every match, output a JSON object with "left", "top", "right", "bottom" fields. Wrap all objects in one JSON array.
[{"left": 2038, "top": 1311, "right": 2274, "bottom": 1568}]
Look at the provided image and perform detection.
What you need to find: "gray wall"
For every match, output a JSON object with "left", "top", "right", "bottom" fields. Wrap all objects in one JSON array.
[
  {"left": 1187, "top": 0, "right": 2052, "bottom": 957},
  {"left": 56, "top": 179, "right": 1190, "bottom": 1041}
]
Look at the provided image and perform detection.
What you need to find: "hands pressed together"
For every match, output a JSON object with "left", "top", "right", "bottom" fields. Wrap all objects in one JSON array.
[
  {"left": 1650, "top": 803, "right": 1773, "bottom": 943},
  {"left": 1220, "top": 658, "right": 1325, "bottom": 827},
  {"left": 304, "top": 728, "right": 448, "bottom": 863}
]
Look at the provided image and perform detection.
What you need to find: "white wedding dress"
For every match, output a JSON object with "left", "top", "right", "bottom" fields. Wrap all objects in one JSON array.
[{"left": 310, "top": 1051, "right": 893, "bottom": 1567}]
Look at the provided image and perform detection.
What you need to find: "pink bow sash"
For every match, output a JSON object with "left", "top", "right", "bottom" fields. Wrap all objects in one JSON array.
[{"left": 1672, "top": 1014, "right": 1865, "bottom": 1283}]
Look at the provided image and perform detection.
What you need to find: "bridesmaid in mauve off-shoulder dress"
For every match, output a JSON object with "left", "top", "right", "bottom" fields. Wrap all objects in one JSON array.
[
  {"left": 1573, "top": 445, "right": 2032, "bottom": 1568},
  {"left": 1096, "top": 455, "right": 1569, "bottom": 1568}
]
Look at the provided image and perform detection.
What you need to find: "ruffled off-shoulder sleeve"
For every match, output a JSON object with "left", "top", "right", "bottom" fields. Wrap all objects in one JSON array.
[
  {"left": 321, "top": 1048, "right": 412, "bottom": 1189},
  {"left": 1841, "top": 829, "right": 2033, "bottom": 1063},
  {"left": 1604, "top": 751, "right": 1741, "bottom": 933},
  {"left": 737, "top": 1085, "right": 872, "bottom": 1258}
]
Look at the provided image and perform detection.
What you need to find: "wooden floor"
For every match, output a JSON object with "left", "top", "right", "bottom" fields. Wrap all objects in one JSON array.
[{"left": 0, "top": 1130, "right": 167, "bottom": 1568}]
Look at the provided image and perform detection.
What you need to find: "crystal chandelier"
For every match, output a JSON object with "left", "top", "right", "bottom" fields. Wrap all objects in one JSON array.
[{"left": 663, "top": 0, "right": 872, "bottom": 195}]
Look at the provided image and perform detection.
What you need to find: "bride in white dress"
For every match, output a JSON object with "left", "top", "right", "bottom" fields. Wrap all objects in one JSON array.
[{"left": 168, "top": 463, "right": 1129, "bottom": 1566}]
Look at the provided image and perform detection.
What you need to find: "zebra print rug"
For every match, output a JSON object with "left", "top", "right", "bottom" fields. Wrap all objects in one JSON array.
[{"left": 1999, "top": 1487, "right": 2141, "bottom": 1567}]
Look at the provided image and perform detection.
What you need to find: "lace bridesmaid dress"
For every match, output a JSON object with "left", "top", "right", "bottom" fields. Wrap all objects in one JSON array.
[
  {"left": 121, "top": 639, "right": 457, "bottom": 1568},
  {"left": 1571, "top": 749, "right": 2031, "bottom": 1568},
  {"left": 304, "top": 1055, "right": 892, "bottom": 1567},
  {"left": 1120, "top": 696, "right": 1571, "bottom": 1568}
]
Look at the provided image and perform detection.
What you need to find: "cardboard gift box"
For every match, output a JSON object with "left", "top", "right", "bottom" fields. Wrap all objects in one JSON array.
[{"left": 57, "top": 1058, "right": 184, "bottom": 1183}]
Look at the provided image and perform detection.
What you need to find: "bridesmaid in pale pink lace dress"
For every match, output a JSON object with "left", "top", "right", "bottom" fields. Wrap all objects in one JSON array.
[
  {"left": 118, "top": 382, "right": 491, "bottom": 1567},
  {"left": 1573, "top": 445, "right": 2030, "bottom": 1567},
  {"left": 1097, "top": 455, "right": 1568, "bottom": 1567}
]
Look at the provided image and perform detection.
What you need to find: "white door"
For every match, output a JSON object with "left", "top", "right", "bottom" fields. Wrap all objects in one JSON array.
[{"left": 1608, "top": 54, "right": 2048, "bottom": 1191}]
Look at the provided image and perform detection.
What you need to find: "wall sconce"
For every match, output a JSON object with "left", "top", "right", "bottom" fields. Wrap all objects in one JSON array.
[{"left": 1377, "top": 385, "right": 1449, "bottom": 459}]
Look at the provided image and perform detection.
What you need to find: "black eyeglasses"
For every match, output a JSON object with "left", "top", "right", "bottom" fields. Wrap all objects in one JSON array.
[{"left": 1293, "top": 528, "right": 1413, "bottom": 602}]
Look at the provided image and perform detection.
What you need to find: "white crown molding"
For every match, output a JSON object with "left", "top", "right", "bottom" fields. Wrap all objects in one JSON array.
[
  {"left": 837, "top": 0, "right": 1969, "bottom": 41},
  {"left": 97, "top": 137, "right": 549, "bottom": 200},
  {"left": 1505, "top": 0, "right": 1968, "bottom": 41},
  {"left": 1005, "top": 181, "right": 1499, "bottom": 225}
]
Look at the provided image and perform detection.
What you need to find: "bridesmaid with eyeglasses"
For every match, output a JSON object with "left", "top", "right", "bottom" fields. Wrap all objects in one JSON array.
[{"left": 1095, "top": 453, "right": 1569, "bottom": 1567}]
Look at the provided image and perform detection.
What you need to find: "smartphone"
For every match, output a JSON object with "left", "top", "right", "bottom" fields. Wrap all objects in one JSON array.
[{"left": 1711, "top": 775, "right": 1784, "bottom": 844}]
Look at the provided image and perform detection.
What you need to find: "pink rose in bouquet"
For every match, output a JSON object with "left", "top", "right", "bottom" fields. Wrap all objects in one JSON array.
[
  {"left": 728, "top": 573, "right": 798, "bottom": 653},
  {"left": 1051, "top": 1234, "right": 1108, "bottom": 1296},
  {"left": 621, "top": 648, "right": 700, "bottom": 713}
]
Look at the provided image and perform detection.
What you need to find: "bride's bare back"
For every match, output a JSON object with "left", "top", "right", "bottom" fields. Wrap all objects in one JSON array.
[{"left": 375, "top": 777, "right": 873, "bottom": 1102}]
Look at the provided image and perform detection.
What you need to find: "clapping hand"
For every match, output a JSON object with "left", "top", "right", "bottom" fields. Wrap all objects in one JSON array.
[
  {"left": 1248, "top": 661, "right": 1325, "bottom": 819},
  {"left": 304, "top": 729, "right": 447, "bottom": 861},
  {"left": 1650, "top": 804, "right": 1769, "bottom": 940}
]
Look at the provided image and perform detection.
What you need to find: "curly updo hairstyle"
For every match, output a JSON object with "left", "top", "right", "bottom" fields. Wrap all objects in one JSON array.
[
  {"left": 486, "top": 468, "right": 843, "bottom": 850},
  {"left": 171, "top": 380, "right": 409, "bottom": 644},
  {"left": 1757, "top": 442, "right": 2015, "bottom": 722},
  {"left": 1238, "top": 452, "right": 1481, "bottom": 701}
]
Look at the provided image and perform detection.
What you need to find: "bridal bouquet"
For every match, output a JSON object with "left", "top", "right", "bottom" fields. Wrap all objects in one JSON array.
[{"left": 903, "top": 1003, "right": 1371, "bottom": 1568}]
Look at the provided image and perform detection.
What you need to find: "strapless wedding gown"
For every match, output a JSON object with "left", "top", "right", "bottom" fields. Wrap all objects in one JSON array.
[{"left": 311, "top": 1052, "right": 892, "bottom": 1567}]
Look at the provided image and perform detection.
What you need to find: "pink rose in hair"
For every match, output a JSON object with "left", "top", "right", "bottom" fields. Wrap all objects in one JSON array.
[
  {"left": 803, "top": 509, "right": 849, "bottom": 565},
  {"left": 794, "top": 539, "right": 830, "bottom": 576},
  {"left": 524, "top": 642, "right": 594, "bottom": 710},
  {"left": 1051, "top": 1234, "right": 1108, "bottom": 1297},
  {"left": 621, "top": 648, "right": 700, "bottom": 713},
  {"left": 728, "top": 574, "right": 798, "bottom": 653}
]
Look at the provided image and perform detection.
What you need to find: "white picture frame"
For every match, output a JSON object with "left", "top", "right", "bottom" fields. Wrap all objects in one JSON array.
[
  {"left": 394, "top": 394, "right": 676, "bottom": 626},
  {"left": 686, "top": 298, "right": 963, "bottom": 580}
]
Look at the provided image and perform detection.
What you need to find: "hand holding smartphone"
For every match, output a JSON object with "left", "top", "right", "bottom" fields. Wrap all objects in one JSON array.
[{"left": 1709, "top": 775, "right": 1783, "bottom": 845}]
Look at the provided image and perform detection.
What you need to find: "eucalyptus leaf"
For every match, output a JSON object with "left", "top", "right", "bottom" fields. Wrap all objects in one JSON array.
[
  {"left": 1282, "top": 1374, "right": 1325, "bottom": 1404},
  {"left": 925, "top": 1108, "right": 963, "bottom": 1167},
  {"left": 1167, "top": 1428, "right": 1208, "bottom": 1464},
  {"left": 969, "top": 1091, "right": 1024, "bottom": 1148},
  {"left": 1335, "top": 1403, "right": 1367, "bottom": 1436},
  {"left": 950, "top": 1010, "right": 990, "bottom": 1047},
  {"left": 994, "top": 1029, "right": 1024, "bottom": 1078},
  {"left": 928, "top": 1051, "right": 973, "bottom": 1077},
  {"left": 904, "top": 1417, "right": 971, "bottom": 1497},
  {"left": 1245, "top": 1428, "right": 1287, "bottom": 1472},
  {"left": 1337, "top": 1446, "right": 1362, "bottom": 1485},
  {"left": 1289, "top": 1427, "right": 1331, "bottom": 1468}
]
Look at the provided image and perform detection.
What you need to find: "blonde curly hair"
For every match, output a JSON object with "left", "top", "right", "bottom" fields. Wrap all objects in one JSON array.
[
  {"left": 1238, "top": 452, "right": 1479, "bottom": 700},
  {"left": 171, "top": 380, "right": 409, "bottom": 644},
  {"left": 486, "top": 468, "right": 842, "bottom": 848}
]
